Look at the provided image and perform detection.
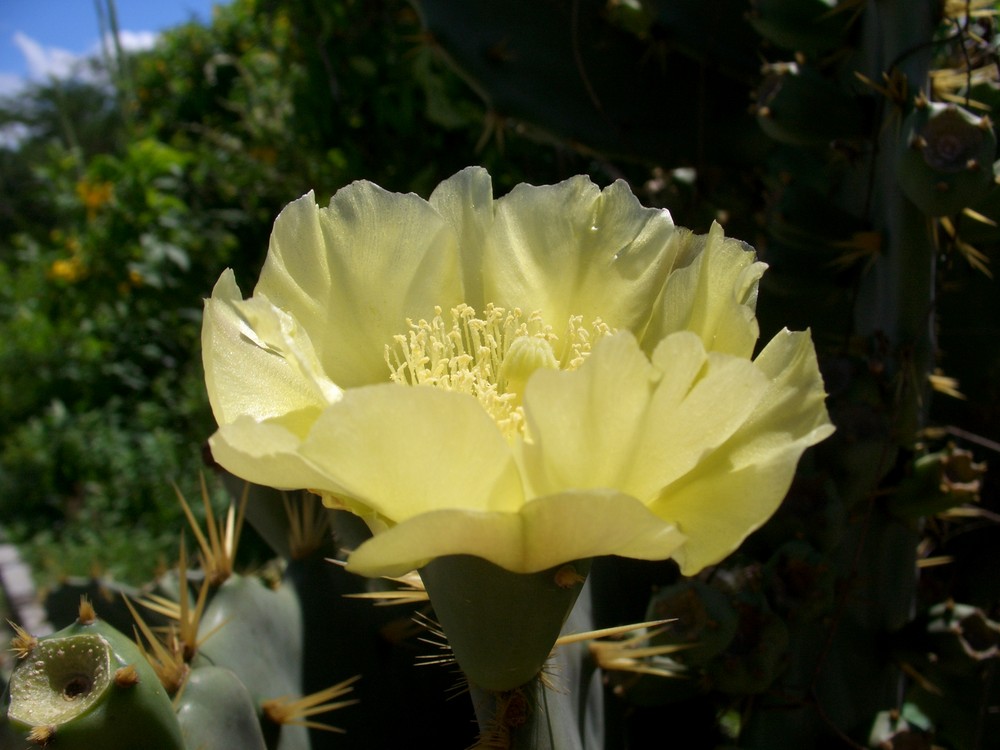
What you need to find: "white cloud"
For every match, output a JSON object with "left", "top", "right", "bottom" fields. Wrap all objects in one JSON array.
[
  {"left": 1, "top": 29, "right": 160, "bottom": 146},
  {"left": 113, "top": 30, "right": 159, "bottom": 53},
  {"left": 0, "top": 72, "right": 22, "bottom": 98},
  {"left": 13, "top": 32, "right": 83, "bottom": 82},
  {"left": 5, "top": 29, "right": 161, "bottom": 98},
  {"left": 83, "top": 29, "right": 160, "bottom": 60}
]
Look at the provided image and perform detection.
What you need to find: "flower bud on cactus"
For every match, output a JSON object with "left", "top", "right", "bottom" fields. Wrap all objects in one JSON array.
[
  {"left": 888, "top": 444, "right": 985, "bottom": 519},
  {"left": 896, "top": 98, "right": 997, "bottom": 216},
  {"left": 5, "top": 604, "right": 183, "bottom": 749},
  {"left": 926, "top": 601, "right": 1000, "bottom": 671},
  {"left": 755, "top": 62, "right": 866, "bottom": 147},
  {"left": 867, "top": 706, "right": 934, "bottom": 749},
  {"left": 749, "top": 0, "right": 850, "bottom": 55}
]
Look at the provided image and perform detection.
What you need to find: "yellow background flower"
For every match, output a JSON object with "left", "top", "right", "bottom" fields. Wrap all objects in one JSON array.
[{"left": 203, "top": 168, "right": 833, "bottom": 578}]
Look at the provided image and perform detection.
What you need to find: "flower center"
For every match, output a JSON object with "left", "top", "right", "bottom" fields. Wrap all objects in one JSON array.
[{"left": 386, "top": 303, "right": 610, "bottom": 439}]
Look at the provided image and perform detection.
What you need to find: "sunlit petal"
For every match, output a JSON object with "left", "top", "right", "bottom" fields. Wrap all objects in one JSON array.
[
  {"left": 428, "top": 166, "right": 495, "bottom": 311},
  {"left": 637, "top": 332, "right": 769, "bottom": 491},
  {"left": 203, "top": 270, "right": 335, "bottom": 426},
  {"left": 304, "top": 385, "right": 523, "bottom": 523},
  {"left": 650, "top": 329, "right": 835, "bottom": 574},
  {"left": 518, "top": 332, "right": 658, "bottom": 498},
  {"left": 642, "top": 222, "right": 766, "bottom": 358},
  {"left": 345, "top": 491, "right": 686, "bottom": 578},
  {"left": 484, "top": 177, "right": 680, "bottom": 360},
  {"left": 209, "top": 409, "right": 339, "bottom": 493},
  {"left": 255, "top": 187, "right": 465, "bottom": 387}
]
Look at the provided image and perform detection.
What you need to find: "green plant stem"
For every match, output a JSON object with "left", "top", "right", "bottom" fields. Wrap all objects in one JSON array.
[
  {"left": 468, "top": 580, "right": 602, "bottom": 750},
  {"left": 854, "top": 0, "right": 938, "bottom": 436},
  {"left": 420, "top": 556, "right": 591, "bottom": 693},
  {"left": 810, "top": 0, "right": 938, "bottom": 735}
]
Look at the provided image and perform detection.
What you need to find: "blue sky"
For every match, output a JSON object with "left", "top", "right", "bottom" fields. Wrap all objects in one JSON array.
[{"left": 1, "top": 0, "right": 223, "bottom": 96}]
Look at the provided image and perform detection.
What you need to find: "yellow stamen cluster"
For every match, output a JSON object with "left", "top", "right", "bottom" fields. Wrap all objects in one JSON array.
[{"left": 385, "top": 304, "right": 611, "bottom": 439}]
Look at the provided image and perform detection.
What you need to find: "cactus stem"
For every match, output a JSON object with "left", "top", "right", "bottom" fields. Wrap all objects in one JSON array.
[
  {"left": 471, "top": 685, "right": 535, "bottom": 749},
  {"left": 470, "top": 667, "right": 596, "bottom": 750}
]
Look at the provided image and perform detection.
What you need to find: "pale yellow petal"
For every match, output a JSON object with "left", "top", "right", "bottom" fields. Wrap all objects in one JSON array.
[
  {"left": 428, "top": 166, "right": 495, "bottom": 311},
  {"left": 202, "top": 270, "right": 333, "bottom": 427},
  {"left": 299, "top": 384, "right": 523, "bottom": 523},
  {"left": 208, "top": 409, "right": 341, "bottom": 492},
  {"left": 518, "top": 332, "right": 658, "bottom": 498},
  {"left": 238, "top": 293, "right": 342, "bottom": 400},
  {"left": 484, "top": 177, "right": 681, "bottom": 355},
  {"left": 254, "top": 186, "right": 464, "bottom": 388},
  {"left": 345, "top": 491, "right": 686, "bottom": 577},
  {"left": 650, "top": 329, "right": 835, "bottom": 574},
  {"left": 642, "top": 222, "right": 766, "bottom": 358},
  {"left": 748, "top": 329, "right": 835, "bottom": 442},
  {"left": 635, "top": 333, "right": 770, "bottom": 493},
  {"left": 520, "top": 331, "right": 771, "bottom": 505}
]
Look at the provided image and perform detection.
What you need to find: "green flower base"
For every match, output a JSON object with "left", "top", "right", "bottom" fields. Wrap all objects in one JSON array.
[{"left": 420, "top": 555, "right": 591, "bottom": 692}]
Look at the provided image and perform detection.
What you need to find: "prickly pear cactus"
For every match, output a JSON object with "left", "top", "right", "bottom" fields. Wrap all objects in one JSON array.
[
  {"left": 5, "top": 600, "right": 183, "bottom": 750},
  {"left": 897, "top": 97, "right": 996, "bottom": 217},
  {"left": 3, "top": 482, "right": 375, "bottom": 750},
  {"left": 748, "top": 0, "right": 853, "bottom": 55},
  {"left": 175, "top": 666, "right": 267, "bottom": 750}
]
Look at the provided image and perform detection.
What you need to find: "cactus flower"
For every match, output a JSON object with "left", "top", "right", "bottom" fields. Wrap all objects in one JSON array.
[{"left": 203, "top": 167, "right": 833, "bottom": 579}]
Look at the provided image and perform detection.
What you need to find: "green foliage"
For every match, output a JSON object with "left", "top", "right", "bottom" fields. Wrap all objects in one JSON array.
[
  {"left": 0, "top": 131, "right": 233, "bottom": 584},
  {"left": 0, "top": 400, "right": 197, "bottom": 584}
]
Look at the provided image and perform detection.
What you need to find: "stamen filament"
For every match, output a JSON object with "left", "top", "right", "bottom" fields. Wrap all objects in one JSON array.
[{"left": 385, "top": 304, "right": 611, "bottom": 440}]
